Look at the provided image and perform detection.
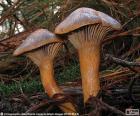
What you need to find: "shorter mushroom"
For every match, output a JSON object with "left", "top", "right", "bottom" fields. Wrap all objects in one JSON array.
[{"left": 13, "top": 29, "right": 76, "bottom": 113}]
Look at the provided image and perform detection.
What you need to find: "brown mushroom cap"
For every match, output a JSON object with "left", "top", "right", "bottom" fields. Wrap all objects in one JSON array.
[
  {"left": 55, "top": 7, "right": 121, "bottom": 34},
  {"left": 13, "top": 29, "right": 62, "bottom": 56}
]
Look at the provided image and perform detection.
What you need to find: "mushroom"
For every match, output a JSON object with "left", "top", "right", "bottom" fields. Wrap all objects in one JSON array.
[
  {"left": 55, "top": 7, "right": 122, "bottom": 103},
  {"left": 13, "top": 29, "right": 76, "bottom": 113}
]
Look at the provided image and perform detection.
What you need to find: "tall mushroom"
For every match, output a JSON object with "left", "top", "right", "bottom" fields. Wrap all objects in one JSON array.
[
  {"left": 55, "top": 7, "right": 122, "bottom": 103},
  {"left": 13, "top": 29, "right": 76, "bottom": 113}
]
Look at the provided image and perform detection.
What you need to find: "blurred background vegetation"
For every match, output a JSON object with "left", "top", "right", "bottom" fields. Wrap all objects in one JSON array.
[{"left": 0, "top": 0, "right": 140, "bottom": 114}]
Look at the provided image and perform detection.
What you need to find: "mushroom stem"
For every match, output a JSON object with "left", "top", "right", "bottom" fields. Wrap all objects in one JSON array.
[
  {"left": 39, "top": 59, "right": 76, "bottom": 113},
  {"left": 40, "top": 60, "right": 62, "bottom": 97},
  {"left": 68, "top": 24, "right": 112, "bottom": 103},
  {"left": 78, "top": 46, "right": 100, "bottom": 103}
]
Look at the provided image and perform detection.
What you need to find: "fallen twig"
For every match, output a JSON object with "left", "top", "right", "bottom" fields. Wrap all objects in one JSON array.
[
  {"left": 128, "top": 74, "right": 140, "bottom": 104},
  {"left": 26, "top": 93, "right": 78, "bottom": 113},
  {"left": 87, "top": 97, "right": 125, "bottom": 116},
  {"left": 105, "top": 54, "right": 140, "bottom": 73},
  {"left": 103, "top": 27, "right": 140, "bottom": 43}
]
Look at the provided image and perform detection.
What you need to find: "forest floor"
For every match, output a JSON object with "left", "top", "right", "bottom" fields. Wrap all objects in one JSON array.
[{"left": 0, "top": 61, "right": 139, "bottom": 115}]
